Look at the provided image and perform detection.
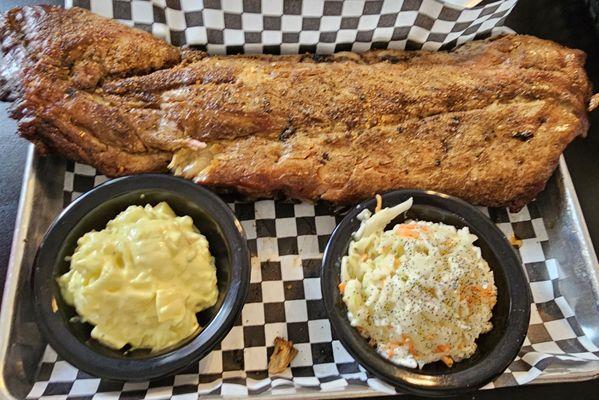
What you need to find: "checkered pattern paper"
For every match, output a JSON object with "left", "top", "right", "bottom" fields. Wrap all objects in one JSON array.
[
  {"left": 67, "top": 0, "right": 517, "bottom": 52},
  {"left": 27, "top": 161, "right": 599, "bottom": 399},
  {"left": 26, "top": 0, "right": 599, "bottom": 398}
]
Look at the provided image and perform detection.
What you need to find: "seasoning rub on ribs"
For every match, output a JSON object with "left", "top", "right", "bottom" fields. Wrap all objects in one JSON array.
[{"left": 1, "top": 6, "right": 596, "bottom": 210}]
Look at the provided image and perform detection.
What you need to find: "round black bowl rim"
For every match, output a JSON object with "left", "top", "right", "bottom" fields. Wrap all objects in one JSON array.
[
  {"left": 321, "top": 189, "right": 531, "bottom": 396},
  {"left": 32, "top": 174, "right": 251, "bottom": 381}
]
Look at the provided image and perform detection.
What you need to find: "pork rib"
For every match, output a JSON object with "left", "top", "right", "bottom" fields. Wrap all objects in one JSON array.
[{"left": 1, "top": 6, "right": 596, "bottom": 210}]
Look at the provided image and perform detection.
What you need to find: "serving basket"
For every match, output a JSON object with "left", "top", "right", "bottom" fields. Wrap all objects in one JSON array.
[{"left": 1, "top": 0, "right": 599, "bottom": 399}]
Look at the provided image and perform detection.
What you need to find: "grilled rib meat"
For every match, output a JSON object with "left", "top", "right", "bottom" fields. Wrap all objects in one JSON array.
[{"left": 1, "top": 6, "right": 596, "bottom": 210}]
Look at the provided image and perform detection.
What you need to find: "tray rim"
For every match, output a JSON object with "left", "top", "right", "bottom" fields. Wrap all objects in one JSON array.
[
  {"left": 0, "top": 145, "right": 36, "bottom": 400},
  {"left": 0, "top": 146, "right": 597, "bottom": 400},
  {"left": 556, "top": 157, "right": 599, "bottom": 302}
]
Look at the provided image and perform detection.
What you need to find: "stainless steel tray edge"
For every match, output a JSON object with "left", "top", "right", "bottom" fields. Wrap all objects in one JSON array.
[
  {"left": 557, "top": 156, "right": 599, "bottom": 299},
  {"left": 0, "top": 149, "right": 598, "bottom": 399},
  {"left": 0, "top": 145, "right": 35, "bottom": 400},
  {"left": 540, "top": 157, "right": 599, "bottom": 344},
  {"left": 518, "top": 156, "right": 599, "bottom": 384},
  {"left": 0, "top": 146, "right": 66, "bottom": 400}
]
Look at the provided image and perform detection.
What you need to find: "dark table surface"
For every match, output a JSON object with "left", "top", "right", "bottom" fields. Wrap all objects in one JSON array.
[{"left": 1, "top": 0, "right": 598, "bottom": 398}]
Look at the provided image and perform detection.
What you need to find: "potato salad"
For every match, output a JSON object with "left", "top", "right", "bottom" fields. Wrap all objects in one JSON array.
[
  {"left": 340, "top": 197, "right": 496, "bottom": 368},
  {"left": 59, "top": 202, "right": 218, "bottom": 352}
]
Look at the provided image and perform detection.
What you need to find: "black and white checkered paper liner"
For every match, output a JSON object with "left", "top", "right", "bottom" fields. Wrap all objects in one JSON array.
[
  {"left": 66, "top": 0, "right": 517, "bottom": 52},
  {"left": 27, "top": 161, "right": 599, "bottom": 399},
  {"left": 26, "top": 0, "right": 599, "bottom": 398}
]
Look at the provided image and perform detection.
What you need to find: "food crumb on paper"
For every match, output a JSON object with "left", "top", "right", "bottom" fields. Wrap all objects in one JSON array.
[
  {"left": 510, "top": 234, "right": 523, "bottom": 248},
  {"left": 268, "top": 337, "right": 298, "bottom": 374}
]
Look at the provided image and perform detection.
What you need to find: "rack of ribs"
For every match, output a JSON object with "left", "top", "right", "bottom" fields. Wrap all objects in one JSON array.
[{"left": 0, "top": 5, "right": 596, "bottom": 210}]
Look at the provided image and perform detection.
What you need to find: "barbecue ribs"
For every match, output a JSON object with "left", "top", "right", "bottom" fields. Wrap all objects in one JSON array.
[{"left": 1, "top": 6, "right": 596, "bottom": 210}]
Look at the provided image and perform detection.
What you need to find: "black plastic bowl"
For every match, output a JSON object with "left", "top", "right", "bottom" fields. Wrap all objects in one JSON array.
[
  {"left": 321, "top": 190, "right": 530, "bottom": 396},
  {"left": 33, "top": 175, "right": 250, "bottom": 381}
]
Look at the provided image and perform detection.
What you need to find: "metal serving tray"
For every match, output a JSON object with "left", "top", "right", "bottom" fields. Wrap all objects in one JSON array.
[{"left": 0, "top": 146, "right": 598, "bottom": 399}]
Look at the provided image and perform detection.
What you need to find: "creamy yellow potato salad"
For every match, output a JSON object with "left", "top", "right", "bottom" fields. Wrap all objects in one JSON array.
[
  {"left": 59, "top": 202, "right": 218, "bottom": 352},
  {"left": 340, "top": 196, "right": 496, "bottom": 368}
]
